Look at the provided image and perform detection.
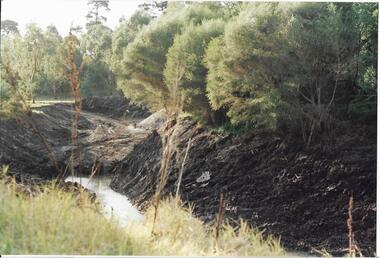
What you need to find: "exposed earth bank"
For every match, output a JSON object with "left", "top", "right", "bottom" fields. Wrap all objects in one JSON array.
[
  {"left": 0, "top": 97, "right": 150, "bottom": 179},
  {"left": 110, "top": 117, "right": 376, "bottom": 256},
  {"left": 0, "top": 98, "right": 376, "bottom": 256},
  {"left": 81, "top": 95, "right": 151, "bottom": 119}
]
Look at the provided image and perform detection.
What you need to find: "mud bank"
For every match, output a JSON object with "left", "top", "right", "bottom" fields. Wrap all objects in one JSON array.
[
  {"left": 0, "top": 98, "right": 150, "bottom": 178},
  {"left": 82, "top": 96, "right": 151, "bottom": 119},
  {"left": 110, "top": 118, "right": 376, "bottom": 256}
]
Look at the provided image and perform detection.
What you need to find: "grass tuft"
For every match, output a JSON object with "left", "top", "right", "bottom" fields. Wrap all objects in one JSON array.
[
  {"left": 0, "top": 176, "right": 284, "bottom": 256},
  {"left": 128, "top": 197, "right": 284, "bottom": 256}
]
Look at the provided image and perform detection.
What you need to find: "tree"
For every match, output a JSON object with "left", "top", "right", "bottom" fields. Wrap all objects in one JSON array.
[
  {"left": 0, "top": 34, "right": 23, "bottom": 113},
  {"left": 121, "top": 14, "right": 182, "bottom": 109},
  {"left": 203, "top": 2, "right": 374, "bottom": 140},
  {"left": 80, "top": 60, "right": 116, "bottom": 96},
  {"left": 81, "top": 24, "right": 112, "bottom": 61},
  {"left": 205, "top": 3, "right": 289, "bottom": 130},
  {"left": 15, "top": 23, "right": 48, "bottom": 102},
  {"left": 80, "top": 24, "right": 116, "bottom": 96},
  {"left": 111, "top": 10, "right": 152, "bottom": 75},
  {"left": 70, "top": 25, "right": 83, "bottom": 35},
  {"left": 112, "top": 10, "right": 152, "bottom": 55},
  {"left": 86, "top": 0, "right": 110, "bottom": 28},
  {"left": 164, "top": 19, "right": 225, "bottom": 124},
  {"left": 352, "top": 3, "right": 378, "bottom": 95},
  {"left": 284, "top": 3, "right": 360, "bottom": 143},
  {"left": 119, "top": 3, "right": 224, "bottom": 110},
  {"left": 1, "top": 20, "right": 19, "bottom": 35},
  {"left": 139, "top": 1, "right": 168, "bottom": 17},
  {"left": 41, "top": 25, "right": 68, "bottom": 98}
]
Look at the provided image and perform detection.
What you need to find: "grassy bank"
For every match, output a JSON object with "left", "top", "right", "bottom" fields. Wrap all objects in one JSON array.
[{"left": 0, "top": 175, "right": 284, "bottom": 255}]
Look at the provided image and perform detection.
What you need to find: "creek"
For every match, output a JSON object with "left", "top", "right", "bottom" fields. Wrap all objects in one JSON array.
[{"left": 65, "top": 176, "right": 143, "bottom": 226}]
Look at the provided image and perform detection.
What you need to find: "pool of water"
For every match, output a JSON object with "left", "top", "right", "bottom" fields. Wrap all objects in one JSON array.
[{"left": 65, "top": 176, "right": 143, "bottom": 226}]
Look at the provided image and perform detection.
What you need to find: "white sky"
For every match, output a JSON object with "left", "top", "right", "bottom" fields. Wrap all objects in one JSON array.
[{"left": 1, "top": 0, "right": 141, "bottom": 35}]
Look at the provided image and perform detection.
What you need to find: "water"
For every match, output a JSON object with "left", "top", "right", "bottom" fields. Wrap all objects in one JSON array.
[{"left": 65, "top": 176, "right": 143, "bottom": 226}]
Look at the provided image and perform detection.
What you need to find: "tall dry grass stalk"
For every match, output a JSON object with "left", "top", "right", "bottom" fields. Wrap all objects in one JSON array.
[
  {"left": 347, "top": 195, "right": 363, "bottom": 257},
  {"left": 215, "top": 192, "right": 225, "bottom": 242},
  {"left": 347, "top": 195, "right": 354, "bottom": 257},
  {"left": 152, "top": 117, "right": 198, "bottom": 233},
  {"left": 63, "top": 32, "right": 86, "bottom": 178},
  {"left": 151, "top": 119, "right": 178, "bottom": 234},
  {"left": 82, "top": 157, "right": 101, "bottom": 192},
  {"left": 175, "top": 137, "right": 192, "bottom": 201}
]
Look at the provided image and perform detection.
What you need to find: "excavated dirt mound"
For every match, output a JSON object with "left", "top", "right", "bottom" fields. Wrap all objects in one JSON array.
[
  {"left": 110, "top": 118, "right": 376, "bottom": 256},
  {"left": 81, "top": 96, "right": 151, "bottom": 119},
  {"left": 0, "top": 104, "right": 86, "bottom": 178},
  {"left": 138, "top": 109, "right": 168, "bottom": 130},
  {"left": 0, "top": 103, "right": 149, "bottom": 178}
]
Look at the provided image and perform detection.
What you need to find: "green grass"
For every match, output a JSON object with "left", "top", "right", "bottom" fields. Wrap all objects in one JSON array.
[{"left": 0, "top": 174, "right": 284, "bottom": 256}]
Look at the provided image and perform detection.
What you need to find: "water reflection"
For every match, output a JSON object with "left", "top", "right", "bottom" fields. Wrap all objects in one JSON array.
[{"left": 65, "top": 176, "right": 143, "bottom": 226}]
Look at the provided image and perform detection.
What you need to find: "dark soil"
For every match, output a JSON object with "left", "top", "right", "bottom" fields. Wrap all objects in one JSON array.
[
  {"left": 110, "top": 118, "right": 376, "bottom": 256},
  {"left": 0, "top": 104, "right": 78, "bottom": 178},
  {"left": 0, "top": 101, "right": 149, "bottom": 178},
  {"left": 1, "top": 98, "right": 376, "bottom": 256},
  {"left": 82, "top": 96, "right": 151, "bottom": 119}
]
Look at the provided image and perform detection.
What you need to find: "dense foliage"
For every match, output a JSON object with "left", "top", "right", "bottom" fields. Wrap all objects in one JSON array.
[
  {"left": 114, "top": 2, "right": 377, "bottom": 143},
  {"left": 1, "top": 2, "right": 377, "bottom": 142},
  {"left": 164, "top": 19, "right": 225, "bottom": 123}
]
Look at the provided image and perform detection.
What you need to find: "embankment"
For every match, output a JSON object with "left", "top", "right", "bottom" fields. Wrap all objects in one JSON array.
[
  {"left": 0, "top": 97, "right": 150, "bottom": 179},
  {"left": 81, "top": 95, "right": 151, "bottom": 119},
  {"left": 110, "top": 117, "right": 376, "bottom": 256}
]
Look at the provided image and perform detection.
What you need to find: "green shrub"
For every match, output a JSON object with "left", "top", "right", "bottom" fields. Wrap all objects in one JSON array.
[
  {"left": 119, "top": 3, "right": 226, "bottom": 111},
  {"left": 164, "top": 19, "right": 225, "bottom": 124},
  {"left": 205, "top": 3, "right": 289, "bottom": 130}
]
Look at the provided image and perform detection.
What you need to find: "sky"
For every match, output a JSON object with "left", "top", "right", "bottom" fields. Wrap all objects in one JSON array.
[{"left": 1, "top": 0, "right": 141, "bottom": 35}]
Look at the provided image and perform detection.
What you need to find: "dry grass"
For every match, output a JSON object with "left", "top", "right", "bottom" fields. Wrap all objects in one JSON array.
[
  {"left": 0, "top": 183, "right": 133, "bottom": 254},
  {"left": 125, "top": 197, "right": 284, "bottom": 256},
  {"left": 0, "top": 173, "right": 285, "bottom": 256}
]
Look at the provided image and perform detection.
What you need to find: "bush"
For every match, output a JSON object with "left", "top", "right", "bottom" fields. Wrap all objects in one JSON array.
[
  {"left": 111, "top": 10, "right": 152, "bottom": 75},
  {"left": 119, "top": 3, "right": 226, "bottom": 111},
  {"left": 164, "top": 19, "right": 226, "bottom": 124},
  {"left": 205, "top": 3, "right": 289, "bottom": 130}
]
